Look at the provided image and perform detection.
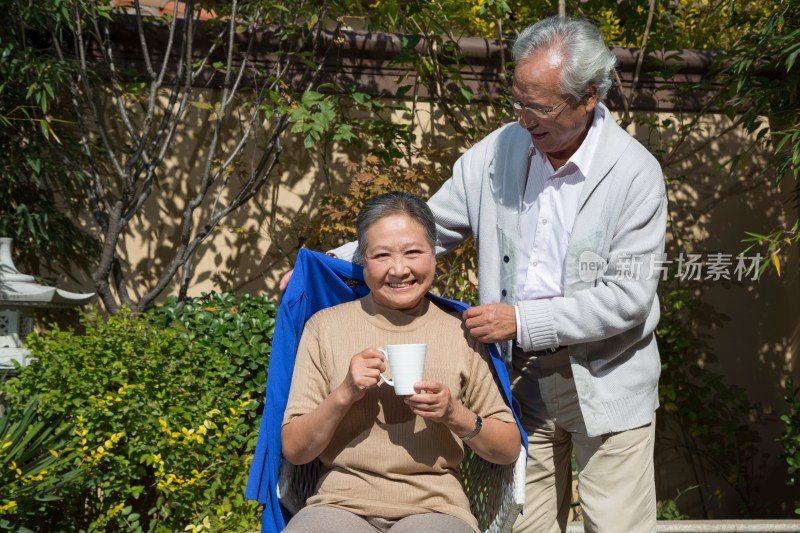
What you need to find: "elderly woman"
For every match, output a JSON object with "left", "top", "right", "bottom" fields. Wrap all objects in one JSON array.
[{"left": 281, "top": 191, "right": 521, "bottom": 533}]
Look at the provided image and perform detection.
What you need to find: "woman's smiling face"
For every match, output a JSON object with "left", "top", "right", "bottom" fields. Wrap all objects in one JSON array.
[{"left": 362, "top": 213, "right": 436, "bottom": 310}]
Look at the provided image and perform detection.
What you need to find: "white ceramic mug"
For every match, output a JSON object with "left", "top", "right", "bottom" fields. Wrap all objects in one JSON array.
[{"left": 377, "top": 344, "right": 427, "bottom": 395}]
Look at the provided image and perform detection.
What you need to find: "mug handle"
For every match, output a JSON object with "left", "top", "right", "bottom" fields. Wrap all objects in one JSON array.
[{"left": 377, "top": 348, "right": 393, "bottom": 387}]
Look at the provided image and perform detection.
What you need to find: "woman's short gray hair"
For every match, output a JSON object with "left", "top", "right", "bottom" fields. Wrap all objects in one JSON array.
[
  {"left": 354, "top": 191, "right": 437, "bottom": 265},
  {"left": 512, "top": 16, "right": 617, "bottom": 103}
]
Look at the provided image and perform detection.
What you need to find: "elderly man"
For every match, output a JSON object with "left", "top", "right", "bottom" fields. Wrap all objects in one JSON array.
[{"left": 312, "top": 16, "right": 666, "bottom": 533}]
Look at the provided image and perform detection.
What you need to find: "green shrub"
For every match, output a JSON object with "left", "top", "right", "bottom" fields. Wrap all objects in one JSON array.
[
  {"left": 1, "top": 292, "right": 277, "bottom": 532},
  {"left": 146, "top": 292, "right": 275, "bottom": 414}
]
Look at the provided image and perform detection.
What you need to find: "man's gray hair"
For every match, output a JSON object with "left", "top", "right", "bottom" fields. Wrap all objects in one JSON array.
[
  {"left": 354, "top": 191, "right": 437, "bottom": 265},
  {"left": 512, "top": 16, "right": 617, "bottom": 102}
]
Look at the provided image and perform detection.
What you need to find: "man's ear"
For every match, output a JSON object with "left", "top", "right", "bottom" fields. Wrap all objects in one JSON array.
[{"left": 584, "top": 84, "right": 598, "bottom": 111}]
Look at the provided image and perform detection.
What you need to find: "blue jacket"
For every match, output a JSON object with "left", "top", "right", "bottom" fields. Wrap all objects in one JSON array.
[{"left": 245, "top": 249, "right": 527, "bottom": 532}]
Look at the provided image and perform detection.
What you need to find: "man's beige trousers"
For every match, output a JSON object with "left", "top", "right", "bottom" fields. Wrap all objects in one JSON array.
[{"left": 511, "top": 348, "right": 656, "bottom": 533}]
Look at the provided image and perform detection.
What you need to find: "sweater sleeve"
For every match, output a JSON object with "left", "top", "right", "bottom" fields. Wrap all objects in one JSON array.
[
  {"left": 427, "top": 148, "right": 478, "bottom": 254},
  {"left": 282, "top": 317, "right": 330, "bottom": 425}
]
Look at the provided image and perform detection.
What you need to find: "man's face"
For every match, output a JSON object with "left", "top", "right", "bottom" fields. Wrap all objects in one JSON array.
[
  {"left": 362, "top": 213, "right": 436, "bottom": 311},
  {"left": 511, "top": 46, "right": 597, "bottom": 166}
]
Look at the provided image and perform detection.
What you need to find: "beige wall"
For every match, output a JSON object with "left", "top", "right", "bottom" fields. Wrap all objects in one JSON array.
[
  {"left": 46, "top": 97, "right": 799, "bottom": 518},
  {"left": 642, "top": 111, "right": 800, "bottom": 517}
]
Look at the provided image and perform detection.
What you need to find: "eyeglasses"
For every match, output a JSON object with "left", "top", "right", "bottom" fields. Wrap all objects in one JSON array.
[{"left": 506, "top": 96, "right": 569, "bottom": 119}]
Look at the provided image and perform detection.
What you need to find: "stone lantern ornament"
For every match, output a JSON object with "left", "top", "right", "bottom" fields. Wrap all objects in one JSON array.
[{"left": 0, "top": 237, "right": 94, "bottom": 370}]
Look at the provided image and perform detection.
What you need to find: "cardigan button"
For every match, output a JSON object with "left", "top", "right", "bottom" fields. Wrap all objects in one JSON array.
[
  {"left": 501, "top": 289, "right": 507, "bottom": 297},
  {"left": 503, "top": 255, "right": 510, "bottom": 263}
]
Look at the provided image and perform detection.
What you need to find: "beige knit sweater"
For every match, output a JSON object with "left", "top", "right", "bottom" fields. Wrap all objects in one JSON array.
[{"left": 282, "top": 294, "right": 515, "bottom": 531}]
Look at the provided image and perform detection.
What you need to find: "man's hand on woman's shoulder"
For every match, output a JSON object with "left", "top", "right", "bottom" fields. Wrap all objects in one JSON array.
[{"left": 463, "top": 304, "right": 517, "bottom": 343}]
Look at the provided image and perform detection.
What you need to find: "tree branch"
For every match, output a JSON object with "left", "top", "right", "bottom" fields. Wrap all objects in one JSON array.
[
  {"left": 72, "top": 7, "right": 127, "bottom": 185},
  {"left": 629, "top": 0, "right": 657, "bottom": 104},
  {"left": 91, "top": 200, "right": 125, "bottom": 314}
]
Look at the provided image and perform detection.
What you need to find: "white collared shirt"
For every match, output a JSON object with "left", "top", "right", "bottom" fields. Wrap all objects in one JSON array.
[{"left": 515, "top": 104, "right": 606, "bottom": 344}]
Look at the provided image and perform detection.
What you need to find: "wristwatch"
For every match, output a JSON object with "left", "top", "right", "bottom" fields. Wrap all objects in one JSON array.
[{"left": 460, "top": 415, "right": 482, "bottom": 442}]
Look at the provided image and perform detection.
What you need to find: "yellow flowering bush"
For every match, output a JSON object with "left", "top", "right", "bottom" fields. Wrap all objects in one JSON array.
[{"left": 1, "top": 292, "right": 278, "bottom": 532}]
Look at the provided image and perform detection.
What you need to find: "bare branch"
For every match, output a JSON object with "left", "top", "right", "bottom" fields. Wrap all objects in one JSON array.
[
  {"left": 123, "top": 10, "right": 201, "bottom": 223},
  {"left": 133, "top": 0, "right": 156, "bottom": 78},
  {"left": 89, "top": 10, "right": 140, "bottom": 152},
  {"left": 72, "top": 8, "right": 127, "bottom": 184},
  {"left": 152, "top": 9, "right": 205, "bottom": 158},
  {"left": 629, "top": 0, "right": 657, "bottom": 103},
  {"left": 612, "top": 68, "right": 633, "bottom": 130},
  {"left": 124, "top": 5, "right": 183, "bottom": 183},
  {"left": 48, "top": 17, "right": 112, "bottom": 232}
]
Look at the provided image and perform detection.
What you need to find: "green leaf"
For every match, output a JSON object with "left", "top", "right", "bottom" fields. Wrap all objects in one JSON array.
[
  {"left": 352, "top": 92, "right": 371, "bottom": 105},
  {"left": 400, "top": 34, "right": 421, "bottom": 51},
  {"left": 457, "top": 86, "right": 474, "bottom": 104},
  {"left": 300, "top": 91, "right": 324, "bottom": 107},
  {"left": 333, "top": 124, "right": 355, "bottom": 142},
  {"left": 190, "top": 101, "right": 214, "bottom": 111},
  {"left": 395, "top": 85, "right": 413, "bottom": 98}
]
